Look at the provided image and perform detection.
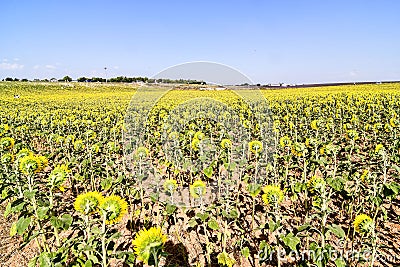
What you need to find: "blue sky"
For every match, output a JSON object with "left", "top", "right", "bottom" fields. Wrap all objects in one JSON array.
[{"left": 1, "top": 0, "right": 399, "bottom": 84}]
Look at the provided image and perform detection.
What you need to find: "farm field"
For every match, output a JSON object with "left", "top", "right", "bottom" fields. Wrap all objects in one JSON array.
[{"left": 0, "top": 82, "right": 400, "bottom": 266}]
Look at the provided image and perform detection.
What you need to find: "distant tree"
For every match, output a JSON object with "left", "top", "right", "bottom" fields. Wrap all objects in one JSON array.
[
  {"left": 63, "top": 76, "right": 72, "bottom": 82},
  {"left": 21, "top": 78, "right": 29, "bottom": 82},
  {"left": 77, "top": 77, "right": 87, "bottom": 82},
  {"left": 5, "top": 77, "right": 13, "bottom": 81}
]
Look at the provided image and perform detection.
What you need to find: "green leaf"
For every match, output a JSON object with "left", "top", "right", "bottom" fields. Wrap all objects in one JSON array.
[
  {"left": 247, "top": 183, "right": 262, "bottom": 197},
  {"left": 196, "top": 212, "right": 209, "bottom": 222},
  {"left": 28, "top": 256, "right": 38, "bottom": 267},
  {"left": 23, "top": 190, "right": 36, "bottom": 200},
  {"left": 188, "top": 218, "right": 197, "bottom": 227},
  {"left": 281, "top": 232, "right": 300, "bottom": 251},
  {"left": 207, "top": 218, "right": 219, "bottom": 230},
  {"left": 50, "top": 214, "right": 73, "bottom": 230},
  {"left": 241, "top": 247, "right": 250, "bottom": 259},
  {"left": 38, "top": 252, "right": 52, "bottom": 267},
  {"left": 4, "top": 202, "right": 12, "bottom": 218},
  {"left": 16, "top": 216, "right": 31, "bottom": 235},
  {"left": 84, "top": 260, "right": 93, "bottom": 267},
  {"left": 165, "top": 203, "right": 177, "bottom": 215},
  {"left": 327, "top": 177, "right": 344, "bottom": 191},
  {"left": 298, "top": 223, "right": 311, "bottom": 232},
  {"left": 10, "top": 221, "right": 17, "bottom": 236},
  {"left": 100, "top": 177, "right": 112, "bottom": 191},
  {"left": 335, "top": 258, "right": 346, "bottom": 267},
  {"left": 37, "top": 206, "right": 49, "bottom": 220},
  {"left": 328, "top": 224, "right": 345, "bottom": 239},
  {"left": 268, "top": 220, "right": 280, "bottom": 232},
  {"left": 203, "top": 166, "right": 213, "bottom": 178}
]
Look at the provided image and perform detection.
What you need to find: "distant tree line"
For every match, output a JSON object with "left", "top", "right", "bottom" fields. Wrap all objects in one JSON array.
[{"left": 2, "top": 76, "right": 206, "bottom": 84}]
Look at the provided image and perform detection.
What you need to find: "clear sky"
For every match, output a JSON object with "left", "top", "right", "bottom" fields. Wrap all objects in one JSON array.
[{"left": 1, "top": 0, "right": 399, "bottom": 84}]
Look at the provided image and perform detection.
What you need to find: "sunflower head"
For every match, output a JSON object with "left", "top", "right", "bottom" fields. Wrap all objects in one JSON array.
[
  {"left": 310, "top": 120, "right": 319, "bottom": 130},
  {"left": 374, "top": 144, "right": 385, "bottom": 155},
  {"left": 0, "top": 124, "right": 9, "bottom": 137},
  {"left": 91, "top": 143, "right": 101, "bottom": 154},
  {"left": 249, "top": 140, "right": 263, "bottom": 154},
  {"left": 262, "top": 185, "right": 284, "bottom": 207},
  {"left": 136, "top": 146, "right": 149, "bottom": 159},
  {"left": 291, "top": 142, "right": 306, "bottom": 157},
  {"left": 190, "top": 180, "right": 206, "bottom": 199},
  {"left": 353, "top": 214, "right": 374, "bottom": 235},
  {"left": 279, "top": 136, "right": 292, "bottom": 148},
  {"left": 1, "top": 153, "right": 14, "bottom": 164},
  {"left": 346, "top": 130, "right": 359, "bottom": 141},
  {"left": 16, "top": 148, "right": 33, "bottom": 161},
  {"left": 74, "top": 191, "right": 104, "bottom": 215},
  {"left": 221, "top": 139, "right": 232, "bottom": 150},
  {"left": 132, "top": 227, "right": 167, "bottom": 264},
  {"left": 305, "top": 138, "right": 317, "bottom": 148},
  {"left": 194, "top": 131, "right": 205, "bottom": 140},
  {"left": 99, "top": 195, "right": 128, "bottom": 224},
  {"left": 0, "top": 137, "right": 15, "bottom": 150},
  {"left": 19, "top": 155, "right": 43, "bottom": 175},
  {"left": 307, "top": 175, "right": 326, "bottom": 194},
  {"left": 48, "top": 165, "right": 70, "bottom": 188},
  {"left": 191, "top": 138, "right": 201, "bottom": 151},
  {"left": 163, "top": 179, "right": 178, "bottom": 194},
  {"left": 84, "top": 130, "right": 97, "bottom": 140},
  {"left": 74, "top": 140, "right": 85, "bottom": 152},
  {"left": 360, "top": 169, "right": 369, "bottom": 182}
]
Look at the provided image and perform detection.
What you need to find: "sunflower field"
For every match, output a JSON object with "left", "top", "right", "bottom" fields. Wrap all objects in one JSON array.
[{"left": 0, "top": 82, "right": 399, "bottom": 267}]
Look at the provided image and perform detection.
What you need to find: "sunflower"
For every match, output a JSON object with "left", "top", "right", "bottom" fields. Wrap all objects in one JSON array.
[
  {"left": 346, "top": 130, "right": 359, "bottom": 141},
  {"left": 374, "top": 144, "right": 385, "bottom": 154},
  {"left": 0, "top": 124, "right": 9, "bottom": 137},
  {"left": 48, "top": 165, "right": 70, "bottom": 188},
  {"left": 307, "top": 175, "right": 325, "bottom": 193},
  {"left": 249, "top": 140, "right": 263, "bottom": 154},
  {"left": 353, "top": 214, "right": 374, "bottom": 234},
  {"left": 1, "top": 153, "right": 14, "bottom": 164},
  {"left": 91, "top": 143, "right": 101, "bottom": 154},
  {"left": 360, "top": 169, "right": 369, "bottom": 182},
  {"left": 16, "top": 148, "right": 33, "bottom": 161},
  {"left": 310, "top": 120, "right": 319, "bottom": 130},
  {"left": 194, "top": 131, "right": 205, "bottom": 140},
  {"left": 163, "top": 179, "right": 178, "bottom": 194},
  {"left": 136, "top": 146, "right": 149, "bottom": 158},
  {"left": 99, "top": 195, "right": 128, "bottom": 224},
  {"left": 191, "top": 138, "right": 201, "bottom": 151},
  {"left": 0, "top": 137, "right": 15, "bottom": 150},
  {"left": 84, "top": 130, "right": 97, "bottom": 140},
  {"left": 19, "top": 155, "right": 44, "bottom": 175},
  {"left": 74, "top": 191, "right": 104, "bottom": 215},
  {"left": 190, "top": 180, "right": 206, "bottom": 199},
  {"left": 262, "top": 185, "right": 284, "bottom": 207},
  {"left": 279, "top": 136, "right": 292, "bottom": 148},
  {"left": 390, "top": 117, "right": 399, "bottom": 128},
  {"left": 73, "top": 140, "right": 85, "bottom": 152},
  {"left": 132, "top": 226, "right": 167, "bottom": 264},
  {"left": 291, "top": 142, "right": 306, "bottom": 157},
  {"left": 220, "top": 139, "right": 232, "bottom": 150}
]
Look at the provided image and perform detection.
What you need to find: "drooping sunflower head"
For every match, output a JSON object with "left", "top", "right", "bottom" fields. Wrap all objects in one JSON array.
[
  {"left": 91, "top": 143, "right": 101, "bottom": 154},
  {"left": 84, "top": 130, "right": 97, "bottom": 140},
  {"left": 291, "top": 142, "right": 306, "bottom": 157},
  {"left": 191, "top": 138, "right": 201, "bottom": 151},
  {"left": 136, "top": 146, "right": 149, "bottom": 159},
  {"left": 19, "top": 155, "right": 43, "bottom": 175},
  {"left": 163, "top": 179, "right": 178, "bottom": 194},
  {"left": 374, "top": 144, "right": 385, "bottom": 155},
  {"left": 249, "top": 140, "right": 263, "bottom": 154},
  {"left": 99, "top": 195, "right": 128, "bottom": 224},
  {"left": 307, "top": 175, "right": 326, "bottom": 194},
  {"left": 194, "top": 131, "right": 205, "bottom": 140},
  {"left": 310, "top": 120, "right": 319, "bottom": 130},
  {"left": 346, "top": 130, "right": 359, "bottom": 141},
  {"left": 279, "top": 136, "right": 292, "bottom": 148},
  {"left": 190, "top": 180, "right": 206, "bottom": 199},
  {"left": 0, "top": 124, "right": 9, "bottom": 137},
  {"left": 74, "top": 191, "right": 104, "bottom": 215},
  {"left": 390, "top": 117, "right": 399, "bottom": 128},
  {"left": 220, "top": 139, "right": 232, "bottom": 150},
  {"left": 353, "top": 214, "right": 374, "bottom": 235},
  {"left": 0, "top": 137, "right": 15, "bottom": 150},
  {"left": 262, "top": 185, "right": 284, "bottom": 207},
  {"left": 1, "top": 153, "right": 14, "bottom": 164},
  {"left": 16, "top": 148, "right": 33, "bottom": 161},
  {"left": 360, "top": 169, "right": 369, "bottom": 182},
  {"left": 36, "top": 155, "right": 48, "bottom": 171},
  {"left": 132, "top": 226, "right": 167, "bottom": 264},
  {"left": 73, "top": 140, "right": 85, "bottom": 152},
  {"left": 48, "top": 165, "right": 70, "bottom": 188}
]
